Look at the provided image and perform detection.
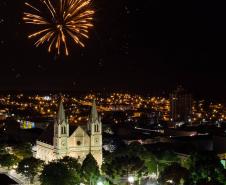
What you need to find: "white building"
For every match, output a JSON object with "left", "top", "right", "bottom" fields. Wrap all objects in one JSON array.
[{"left": 33, "top": 100, "right": 103, "bottom": 167}]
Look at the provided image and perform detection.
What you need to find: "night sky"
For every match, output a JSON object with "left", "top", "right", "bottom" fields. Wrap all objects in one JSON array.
[{"left": 0, "top": 0, "right": 226, "bottom": 100}]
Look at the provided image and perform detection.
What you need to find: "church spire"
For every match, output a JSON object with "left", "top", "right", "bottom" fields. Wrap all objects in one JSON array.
[
  {"left": 90, "top": 99, "right": 98, "bottom": 122},
  {"left": 57, "top": 99, "right": 65, "bottom": 123}
]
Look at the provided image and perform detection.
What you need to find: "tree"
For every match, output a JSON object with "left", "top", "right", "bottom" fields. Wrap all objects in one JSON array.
[
  {"left": 102, "top": 143, "right": 151, "bottom": 184},
  {"left": 58, "top": 156, "right": 81, "bottom": 171},
  {"left": 186, "top": 152, "right": 226, "bottom": 185},
  {"left": 58, "top": 156, "right": 82, "bottom": 183},
  {"left": 159, "top": 163, "right": 189, "bottom": 185},
  {"left": 17, "top": 157, "right": 44, "bottom": 183},
  {"left": 81, "top": 153, "right": 100, "bottom": 185},
  {"left": 0, "top": 153, "right": 18, "bottom": 169},
  {"left": 12, "top": 143, "right": 33, "bottom": 160},
  {"left": 40, "top": 162, "right": 71, "bottom": 185},
  {"left": 141, "top": 151, "right": 158, "bottom": 174},
  {"left": 103, "top": 155, "right": 146, "bottom": 183},
  {"left": 156, "top": 150, "right": 179, "bottom": 171},
  {"left": 127, "top": 142, "right": 146, "bottom": 156},
  {"left": 127, "top": 143, "right": 179, "bottom": 174},
  {"left": 40, "top": 157, "right": 81, "bottom": 185}
]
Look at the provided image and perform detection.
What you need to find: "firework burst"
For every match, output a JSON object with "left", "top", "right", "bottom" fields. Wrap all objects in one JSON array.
[{"left": 23, "top": 0, "right": 94, "bottom": 56}]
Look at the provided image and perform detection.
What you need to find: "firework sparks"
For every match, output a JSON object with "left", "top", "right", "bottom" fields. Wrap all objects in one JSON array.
[{"left": 23, "top": 0, "right": 94, "bottom": 56}]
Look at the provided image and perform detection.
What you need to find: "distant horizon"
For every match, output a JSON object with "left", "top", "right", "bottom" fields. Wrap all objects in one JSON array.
[{"left": 0, "top": 87, "right": 225, "bottom": 103}]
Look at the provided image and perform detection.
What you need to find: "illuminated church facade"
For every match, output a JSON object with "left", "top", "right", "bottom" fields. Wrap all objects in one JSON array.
[{"left": 33, "top": 100, "right": 103, "bottom": 167}]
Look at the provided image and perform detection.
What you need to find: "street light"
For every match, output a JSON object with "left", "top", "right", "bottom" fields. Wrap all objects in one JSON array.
[
  {"left": 97, "top": 181, "right": 104, "bottom": 185},
  {"left": 128, "top": 176, "right": 135, "bottom": 184},
  {"left": 166, "top": 179, "right": 174, "bottom": 184}
]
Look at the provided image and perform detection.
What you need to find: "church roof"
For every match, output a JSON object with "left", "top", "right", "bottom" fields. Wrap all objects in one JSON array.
[{"left": 69, "top": 125, "right": 79, "bottom": 136}]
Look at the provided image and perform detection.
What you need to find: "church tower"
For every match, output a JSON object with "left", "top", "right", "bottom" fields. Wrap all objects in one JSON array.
[
  {"left": 53, "top": 99, "right": 69, "bottom": 158},
  {"left": 87, "top": 100, "right": 103, "bottom": 167}
]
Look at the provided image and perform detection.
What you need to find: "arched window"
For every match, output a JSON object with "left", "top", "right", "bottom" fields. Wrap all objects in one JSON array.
[
  {"left": 94, "top": 124, "right": 99, "bottom": 132},
  {"left": 61, "top": 126, "right": 66, "bottom": 134}
]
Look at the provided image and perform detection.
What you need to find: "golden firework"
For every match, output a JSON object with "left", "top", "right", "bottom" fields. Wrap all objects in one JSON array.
[{"left": 23, "top": 0, "right": 94, "bottom": 55}]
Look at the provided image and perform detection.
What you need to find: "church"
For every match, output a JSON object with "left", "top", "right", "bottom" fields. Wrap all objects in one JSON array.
[{"left": 33, "top": 99, "right": 103, "bottom": 167}]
